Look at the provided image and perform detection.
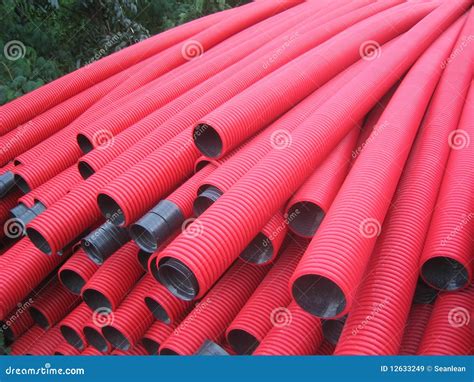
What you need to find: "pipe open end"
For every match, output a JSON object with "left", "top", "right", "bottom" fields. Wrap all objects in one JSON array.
[
  {"left": 322, "top": 317, "right": 347, "bottom": 345},
  {"left": 77, "top": 134, "right": 94, "bottom": 154},
  {"left": 292, "top": 275, "right": 346, "bottom": 319},
  {"left": 193, "top": 186, "right": 222, "bottom": 216},
  {"left": 14, "top": 174, "right": 31, "bottom": 194},
  {"left": 227, "top": 329, "right": 259, "bottom": 355},
  {"left": 29, "top": 307, "right": 50, "bottom": 329},
  {"left": 144, "top": 297, "right": 171, "bottom": 324},
  {"left": 193, "top": 124, "right": 222, "bottom": 158},
  {"left": 130, "top": 220, "right": 162, "bottom": 253},
  {"left": 60, "top": 325, "right": 84, "bottom": 350},
  {"left": 239, "top": 233, "right": 273, "bottom": 265},
  {"left": 84, "top": 326, "right": 108, "bottom": 353},
  {"left": 102, "top": 326, "right": 130, "bottom": 351},
  {"left": 158, "top": 257, "right": 199, "bottom": 301},
  {"left": 421, "top": 257, "right": 469, "bottom": 291},
  {"left": 59, "top": 269, "right": 86, "bottom": 295},
  {"left": 82, "top": 289, "right": 113, "bottom": 311},
  {"left": 160, "top": 348, "right": 179, "bottom": 355},
  {"left": 288, "top": 202, "right": 325, "bottom": 237},
  {"left": 0, "top": 171, "right": 15, "bottom": 197},
  {"left": 78, "top": 161, "right": 95, "bottom": 179},
  {"left": 81, "top": 240, "right": 104, "bottom": 265},
  {"left": 26, "top": 227, "right": 52, "bottom": 255},
  {"left": 97, "top": 194, "right": 125, "bottom": 226},
  {"left": 142, "top": 338, "right": 160, "bottom": 355}
]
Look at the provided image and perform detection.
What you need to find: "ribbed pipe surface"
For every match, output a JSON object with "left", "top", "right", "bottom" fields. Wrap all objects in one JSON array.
[
  {"left": 142, "top": 320, "right": 176, "bottom": 355},
  {"left": 59, "top": 303, "right": 92, "bottom": 350},
  {"left": 399, "top": 304, "right": 434, "bottom": 355},
  {"left": 58, "top": 249, "right": 99, "bottom": 295}
]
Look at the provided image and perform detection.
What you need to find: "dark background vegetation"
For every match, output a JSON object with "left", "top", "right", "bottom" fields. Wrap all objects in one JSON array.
[{"left": 0, "top": 0, "right": 248, "bottom": 105}]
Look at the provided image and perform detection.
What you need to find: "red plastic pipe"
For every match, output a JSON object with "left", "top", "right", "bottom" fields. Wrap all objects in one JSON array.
[
  {"left": 253, "top": 301, "right": 323, "bottom": 356},
  {"left": 54, "top": 341, "right": 81, "bottom": 355},
  {"left": 141, "top": 320, "right": 176, "bottom": 355},
  {"left": 59, "top": 303, "right": 92, "bottom": 350},
  {"left": 286, "top": 125, "right": 360, "bottom": 238},
  {"left": 101, "top": 276, "right": 155, "bottom": 351},
  {"left": 58, "top": 249, "right": 99, "bottom": 295},
  {"left": 82, "top": 242, "right": 143, "bottom": 311},
  {"left": 226, "top": 239, "right": 307, "bottom": 354},
  {"left": 82, "top": 318, "right": 111, "bottom": 353},
  {"left": 10, "top": 325, "right": 45, "bottom": 355},
  {"left": 81, "top": 345, "right": 108, "bottom": 355},
  {"left": 111, "top": 343, "right": 148, "bottom": 356},
  {"left": 419, "top": 82, "right": 474, "bottom": 291},
  {"left": 399, "top": 303, "right": 434, "bottom": 355},
  {"left": 159, "top": 260, "right": 270, "bottom": 355},
  {"left": 25, "top": 326, "right": 64, "bottom": 355},
  {"left": 316, "top": 340, "right": 336, "bottom": 355},
  {"left": 0, "top": 299, "right": 35, "bottom": 342},
  {"left": 418, "top": 286, "right": 474, "bottom": 355}
]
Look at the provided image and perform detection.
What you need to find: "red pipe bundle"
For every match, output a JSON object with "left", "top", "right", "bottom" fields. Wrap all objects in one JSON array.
[
  {"left": 59, "top": 303, "right": 92, "bottom": 350},
  {"left": 101, "top": 276, "right": 155, "bottom": 351},
  {"left": 159, "top": 260, "right": 270, "bottom": 355},
  {"left": 81, "top": 346, "right": 106, "bottom": 355},
  {"left": 58, "top": 249, "right": 99, "bottom": 295},
  {"left": 418, "top": 286, "right": 474, "bottom": 355},
  {"left": 419, "top": 81, "right": 474, "bottom": 291},
  {"left": 82, "top": 318, "right": 111, "bottom": 353},
  {"left": 82, "top": 242, "right": 143, "bottom": 311},
  {"left": 10, "top": 325, "right": 45, "bottom": 355},
  {"left": 253, "top": 302, "right": 323, "bottom": 356},
  {"left": 141, "top": 320, "right": 176, "bottom": 355},
  {"left": 111, "top": 344, "right": 148, "bottom": 356},
  {"left": 0, "top": 300, "right": 35, "bottom": 342},
  {"left": 54, "top": 341, "right": 81, "bottom": 355},
  {"left": 25, "top": 326, "right": 64, "bottom": 356},
  {"left": 399, "top": 304, "right": 434, "bottom": 355},
  {"left": 226, "top": 239, "right": 307, "bottom": 354}
]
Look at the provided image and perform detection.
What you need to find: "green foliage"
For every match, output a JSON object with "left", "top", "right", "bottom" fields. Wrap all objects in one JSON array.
[{"left": 0, "top": 0, "right": 248, "bottom": 105}]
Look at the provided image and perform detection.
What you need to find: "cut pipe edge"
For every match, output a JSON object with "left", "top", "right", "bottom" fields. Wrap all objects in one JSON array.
[
  {"left": 421, "top": 256, "right": 470, "bottom": 291},
  {"left": 130, "top": 200, "right": 184, "bottom": 253},
  {"left": 144, "top": 297, "right": 171, "bottom": 324},
  {"left": 58, "top": 269, "right": 87, "bottom": 295},
  {"left": 158, "top": 257, "right": 199, "bottom": 301},
  {"left": 292, "top": 275, "right": 347, "bottom": 319},
  {"left": 102, "top": 325, "right": 131, "bottom": 351},
  {"left": 137, "top": 249, "right": 153, "bottom": 271},
  {"left": 13, "top": 174, "right": 31, "bottom": 194},
  {"left": 227, "top": 329, "right": 260, "bottom": 355},
  {"left": 413, "top": 278, "right": 438, "bottom": 305},
  {"left": 76, "top": 134, "right": 95, "bottom": 154},
  {"left": 239, "top": 232, "right": 274, "bottom": 265},
  {"left": 77, "top": 161, "right": 96, "bottom": 180},
  {"left": 322, "top": 315, "right": 347, "bottom": 345},
  {"left": 83, "top": 326, "right": 109, "bottom": 353},
  {"left": 96, "top": 194, "right": 126, "bottom": 226},
  {"left": 195, "top": 339, "right": 230, "bottom": 355},
  {"left": 25, "top": 227, "right": 53, "bottom": 255},
  {"left": 287, "top": 201, "right": 325, "bottom": 238},
  {"left": 193, "top": 185, "right": 223, "bottom": 217},
  {"left": 11, "top": 201, "right": 47, "bottom": 228},
  {"left": 193, "top": 123, "right": 223, "bottom": 158},
  {"left": 142, "top": 337, "right": 160, "bottom": 355},
  {"left": 29, "top": 306, "right": 51, "bottom": 329},
  {"left": 0, "top": 171, "right": 15, "bottom": 198},
  {"left": 59, "top": 325, "right": 85, "bottom": 350},
  {"left": 82, "top": 288, "right": 113, "bottom": 312}
]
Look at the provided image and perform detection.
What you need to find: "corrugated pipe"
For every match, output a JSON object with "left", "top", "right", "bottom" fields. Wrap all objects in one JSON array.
[
  {"left": 111, "top": 343, "right": 148, "bottom": 356},
  {"left": 0, "top": 5, "right": 236, "bottom": 134},
  {"left": 25, "top": 326, "right": 64, "bottom": 355},
  {"left": 54, "top": 341, "right": 81, "bottom": 355},
  {"left": 59, "top": 303, "right": 92, "bottom": 350},
  {"left": 331, "top": 18, "right": 467, "bottom": 355},
  {"left": 81, "top": 345, "right": 108, "bottom": 355},
  {"left": 58, "top": 249, "right": 99, "bottom": 295},
  {"left": 192, "top": 1, "right": 431, "bottom": 159},
  {"left": 195, "top": 339, "right": 230, "bottom": 356},
  {"left": 418, "top": 285, "right": 474, "bottom": 355},
  {"left": 413, "top": 278, "right": 438, "bottom": 305},
  {"left": 10, "top": 325, "right": 45, "bottom": 355},
  {"left": 82, "top": 242, "right": 143, "bottom": 312},
  {"left": 322, "top": 316, "right": 347, "bottom": 346},
  {"left": 9, "top": 201, "right": 46, "bottom": 228},
  {"left": 159, "top": 260, "right": 270, "bottom": 355},
  {"left": 253, "top": 301, "right": 323, "bottom": 356},
  {"left": 141, "top": 320, "right": 176, "bottom": 355},
  {"left": 144, "top": 281, "right": 193, "bottom": 325},
  {"left": 226, "top": 239, "right": 307, "bottom": 354},
  {"left": 0, "top": 171, "right": 15, "bottom": 198},
  {"left": 291, "top": 13, "right": 467, "bottom": 321},
  {"left": 82, "top": 318, "right": 111, "bottom": 353},
  {"left": 316, "top": 340, "right": 336, "bottom": 355},
  {"left": 101, "top": 276, "right": 155, "bottom": 351},
  {"left": 29, "top": 277, "right": 80, "bottom": 329},
  {"left": 0, "top": 300, "right": 35, "bottom": 342},
  {"left": 130, "top": 164, "right": 215, "bottom": 253},
  {"left": 0, "top": 190, "right": 22, "bottom": 238},
  {"left": 81, "top": 220, "right": 131, "bottom": 264},
  {"left": 156, "top": 0, "right": 461, "bottom": 302},
  {"left": 286, "top": 126, "right": 359, "bottom": 238},
  {"left": 399, "top": 303, "right": 434, "bottom": 355},
  {"left": 420, "top": 81, "right": 474, "bottom": 291},
  {"left": 76, "top": 0, "right": 374, "bottom": 177}
]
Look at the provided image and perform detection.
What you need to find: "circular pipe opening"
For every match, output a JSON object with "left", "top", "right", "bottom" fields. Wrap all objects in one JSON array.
[
  {"left": 288, "top": 202, "right": 325, "bottom": 237},
  {"left": 29, "top": 307, "right": 50, "bottom": 329},
  {"left": 160, "top": 348, "right": 179, "bottom": 355},
  {"left": 26, "top": 227, "right": 52, "bottom": 255},
  {"left": 13, "top": 174, "right": 31, "bottom": 194},
  {"left": 82, "top": 289, "right": 113, "bottom": 311},
  {"left": 77, "top": 134, "right": 94, "bottom": 154},
  {"left": 193, "top": 186, "right": 222, "bottom": 216},
  {"left": 142, "top": 338, "right": 160, "bottom": 355},
  {"left": 78, "top": 161, "right": 95, "bottom": 179},
  {"left": 158, "top": 257, "right": 199, "bottom": 301},
  {"left": 322, "top": 317, "right": 346, "bottom": 345},
  {"left": 227, "top": 329, "right": 259, "bottom": 355},
  {"left": 102, "top": 326, "right": 130, "bottom": 351},
  {"left": 239, "top": 233, "right": 273, "bottom": 265},
  {"left": 97, "top": 194, "right": 125, "bottom": 226},
  {"left": 292, "top": 275, "right": 346, "bottom": 318},
  {"left": 83, "top": 326, "right": 108, "bottom": 353},
  {"left": 60, "top": 325, "right": 84, "bottom": 350},
  {"left": 144, "top": 297, "right": 171, "bottom": 324},
  {"left": 421, "top": 257, "right": 469, "bottom": 291},
  {"left": 130, "top": 224, "right": 158, "bottom": 253},
  {"left": 193, "top": 124, "right": 222, "bottom": 158},
  {"left": 59, "top": 269, "right": 86, "bottom": 295}
]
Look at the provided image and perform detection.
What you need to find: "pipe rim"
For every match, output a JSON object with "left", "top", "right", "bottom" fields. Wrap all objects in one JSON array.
[
  {"left": 239, "top": 233, "right": 274, "bottom": 265},
  {"left": 26, "top": 227, "right": 53, "bottom": 255},
  {"left": 78, "top": 161, "right": 95, "bottom": 179},
  {"left": 97, "top": 194, "right": 125, "bottom": 226},
  {"left": 158, "top": 257, "right": 199, "bottom": 301},
  {"left": 193, "top": 123, "right": 223, "bottom": 158},
  {"left": 144, "top": 297, "right": 171, "bottom": 324},
  {"left": 227, "top": 329, "right": 259, "bottom": 355},
  {"left": 421, "top": 256, "right": 469, "bottom": 291},
  {"left": 59, "top": 269, "right": 86, "bottom": 295},
  {"left": 82, "top": 289, "right": 113, "bottom": 312},
  {"left": 83, "top": 326, "right": 109, "bottom": 353},
  {"left": 102, "top": 326, "right": 131, "bottom": 351},
  {"left": 77, "top": 134, "right": 95, "bottom": 154},
  {"left": 60, "top": 325, "right": 84, "bottom": 350},
  {"left": 288, "top": 201, "right": 325, "bottom": 237}
]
